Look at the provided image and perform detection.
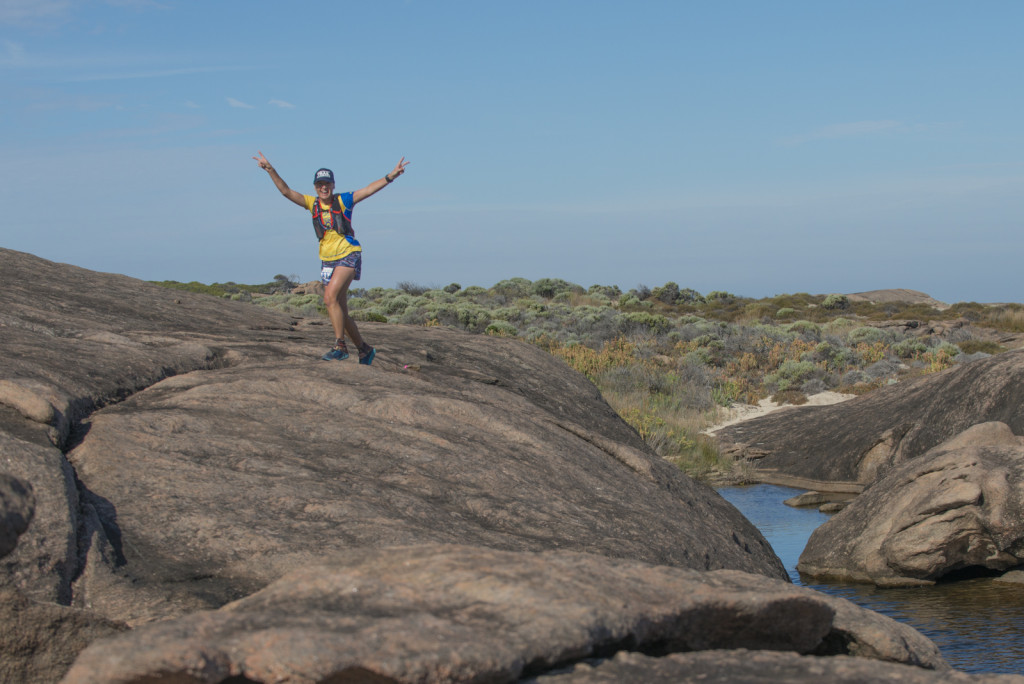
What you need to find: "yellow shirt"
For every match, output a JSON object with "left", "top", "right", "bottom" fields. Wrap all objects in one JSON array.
[{"left": 303, "top": 193, "right": 362, "bottom": 262}]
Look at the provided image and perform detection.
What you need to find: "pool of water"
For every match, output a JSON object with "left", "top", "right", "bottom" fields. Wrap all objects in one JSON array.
[{"left": 719, "top": 483, "right": 1024, "bottom": 675}]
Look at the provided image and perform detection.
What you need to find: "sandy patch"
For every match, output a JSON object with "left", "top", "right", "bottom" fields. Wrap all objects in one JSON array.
[{"left": 703, "top": 391, "right": 855, "bottom": 434}]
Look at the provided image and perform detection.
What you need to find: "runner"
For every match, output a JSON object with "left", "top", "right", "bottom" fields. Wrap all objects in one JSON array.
[{"left": 253, "top": 151, "right": 409, "bottom": 364}]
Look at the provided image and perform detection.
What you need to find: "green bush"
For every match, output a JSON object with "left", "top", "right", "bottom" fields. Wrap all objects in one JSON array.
[
  {"left": 485, "top": 320, "right": 518, "bottom": 337},
  {"left": 956, "top": 339, "right": 1004, "bottom": 355},
  {"left": 651, "top": 281, "right": 680, "bottom": 304},
  {"left": 776, "top": 307, "right": 797, "bottom": 319},
  {"left": 822, "top": 294, "right": 850, "bottom": 310},
  {"left": 892, "top": 338, "right": 929, "bottom": 358},
  {"left": 847, "top": 326, "right": 885, "bottom": 344},
  {"left": 531, "top": 278, "right": 582, "bottom": 299},
  {"left": 766, "top": 360, "right": 819, "bottom": 391},
  {"left": 352, "top": 310, "right": 388, "bottom": 323},
  {"left": 491, "top": 277, "right": 532, "bottom": 299},
  {"left": 588, "top": 284, "right": 622, "bottom": 299},
  {"left": 786, "top": 320, "right": 821, "bottom": 336},
  {"left": 618, "top": 312, "right": 672, "bottom": 335},
  {"left": 678, "top": 288, "right": 704, "bottom": 304},
  {"left": 822, "top": 317, "right": 855, "bottom": 334}
]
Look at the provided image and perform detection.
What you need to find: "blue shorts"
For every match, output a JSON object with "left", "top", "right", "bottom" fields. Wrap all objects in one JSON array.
[{"left": 320, "top": 251, "right": 362, "bottom": 285}]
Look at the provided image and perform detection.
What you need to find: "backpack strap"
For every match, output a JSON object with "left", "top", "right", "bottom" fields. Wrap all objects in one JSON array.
[{"left": 312, "top": 194, "right": 354, "bottom": 241}]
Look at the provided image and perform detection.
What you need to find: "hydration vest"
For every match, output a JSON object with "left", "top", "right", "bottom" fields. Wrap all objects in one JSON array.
[{"left": 311, "top": 195, "right": 354, "bottom": 242}]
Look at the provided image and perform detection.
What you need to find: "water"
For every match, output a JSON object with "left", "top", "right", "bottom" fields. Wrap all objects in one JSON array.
[{"left": 719, "top": 484, "right": 1024, "bottom": 675}]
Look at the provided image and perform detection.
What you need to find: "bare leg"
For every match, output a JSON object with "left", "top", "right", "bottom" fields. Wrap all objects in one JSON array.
[{"left": 323, "top": 266, "right": 365, "bottom": 349}]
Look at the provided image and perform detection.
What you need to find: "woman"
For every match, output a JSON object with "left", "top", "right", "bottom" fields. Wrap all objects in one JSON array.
[{"left": 253, "top": 151, "right": 409, "bottom": 364}]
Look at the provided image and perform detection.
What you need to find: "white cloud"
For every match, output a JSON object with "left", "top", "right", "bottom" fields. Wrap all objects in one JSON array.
[
  {"left": 269, "top": 99, "right": 295, "bottom": 109},
  {"left": 781, "top": 120, "right": 902, "bottom": 145},
  {"left": 226, "top": 97, "right": 254, "bottom": 109},
  {"left": 184, "top": 100, "right": 200, "bottom": 109}
]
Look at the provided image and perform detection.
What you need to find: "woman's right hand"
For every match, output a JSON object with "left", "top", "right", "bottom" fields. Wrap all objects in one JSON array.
[{"left": 253, "top": 151, "right": 272, "bottom": 171}]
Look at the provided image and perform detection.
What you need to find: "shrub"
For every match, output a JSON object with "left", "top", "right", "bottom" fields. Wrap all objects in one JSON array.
[
  {"left": 822, "top": 317, "right": 856, "bottom": 335},
  {"left": 352, "top": 310, "right": 388, "bottom": 323},
  {"left": 956, "top": 339, "right": 1004, "bottom": 355},
  {"left": 847, "top": 326, "right": 885, "bottom": 344},
  {"left": 892, "top": 338, "right": 929, "bottom": 358},
  {"left": 491, "top": 277, "right": 532, "bottom": 299},
  {"left": 822, "top": 293, "right": 850, "bottom": 310},
  {"left": 631, "top": 284, "right": 652, "bottom": 301},
  {"left": 531, "top": 278, "right": 582, "bottom": 299},
  {"left": 771, "top": 388, "right": 808, "bottom": 405},
  {"left": 801, "top": 378, "right": 828, "bottom": 395},
  {"left": 618, "top": 312, "right": 673, "bottom": 336},
  {"left": 652, "top": 281, "right": 680, "bottom": 304},
  {"left": 397, "top": 281, "right": 430, "bottom": 296},
  {"left": 588, "top": 284, "right": 622, "bottom": 299},
  {"left": 841, "top": 369, "right": 870, "bottom": 386},
  {"left": 776, "top": 307, "right": 797, "bottom": 319},
  {"left": 443, "top": 282, "right": 461, "bottom": 294},
  {"left": 678, "top": 288, "right": 704, "bottom": 303},
  {"left": 786, "top": 320, "right": 821, "bottom": 337},
  {"left": 485, "top": 320, "right": 518, "bottom": 337},
  {"left": 455, "top": 303, "right": 491, "bottom": 331},
  {"left": 766, "top": 360, "right": 820, "bottom": 392}
]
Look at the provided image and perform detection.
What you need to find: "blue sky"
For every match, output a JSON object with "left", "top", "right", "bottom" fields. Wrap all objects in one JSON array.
[{"left": 2, "top": 1, "right": 1022, "bottom": 303}]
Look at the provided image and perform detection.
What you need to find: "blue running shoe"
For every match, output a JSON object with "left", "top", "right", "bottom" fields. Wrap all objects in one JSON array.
[
  {"left": 358, "top": 346, "right": 376, "bottom": 366},
  {"left": 322, "top": 344, "right": 349, "bottom": 361}
]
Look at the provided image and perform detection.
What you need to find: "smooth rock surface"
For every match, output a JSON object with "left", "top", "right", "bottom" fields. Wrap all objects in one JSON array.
[
  {"left": 0, "top": 431, "right": 80, "bottom": 604},
  {"left": 62, "top": 544, "right": 948, "bottom": 684},
  {"left": 532, "top": 649, "right": 1022, "bottom": 683},
  {"left": 714, "top": 349, "right": 1024, "bottom": 487},
  {"left": 0, "top": 472, "right": 34, "bottom": 559},
  {"left": 62, "top": 323, "right": 786, "bottom": 625},
  {"left": 1, "top": 248, "right": 803, "bottom": 680},
  {"left": 0, "top": 590, "right": 125, "bottom": 684},
  {"left": 799, "top": 422, "right": 1024, "bottom": 585}
]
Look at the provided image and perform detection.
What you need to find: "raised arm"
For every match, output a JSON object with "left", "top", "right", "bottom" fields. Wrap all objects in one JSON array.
[
  {"left": 253, "top": 151, "right": 306, "bottom": 208},
  {"left": 352, "top": 157, "right": 410, "bottom": 204}
]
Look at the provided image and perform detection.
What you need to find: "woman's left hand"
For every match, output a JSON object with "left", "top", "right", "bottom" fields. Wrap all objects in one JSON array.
[{"left": 390, "top": 157, "right": 410, "bottom": 179}]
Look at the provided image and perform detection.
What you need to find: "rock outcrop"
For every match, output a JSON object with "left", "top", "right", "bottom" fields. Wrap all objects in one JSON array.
[
  {"left": 1, "top": 248, "right": 802, "bottom": 677},
  {"left": 534, "top": 650, "right": 1022, "bottom": 683},
  {"left": 64, "top": 544, "right": 949, "bottom": 683},
  {"left": 1, "top": 248, "right": 993, "bottom": 681},
  {"left": 0, "top": 473, "right": 33, "bottom": 559},
  {"left": 798, "top": 422, "right": 1024, "bottom": 586},
  {"left": 714, "top": 349, "right": 1024, "bottom": 488}
]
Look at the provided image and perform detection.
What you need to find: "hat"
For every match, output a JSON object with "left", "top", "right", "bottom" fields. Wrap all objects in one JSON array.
[{"left": 313, "top": 168, "right": 335, "bottom": 185}]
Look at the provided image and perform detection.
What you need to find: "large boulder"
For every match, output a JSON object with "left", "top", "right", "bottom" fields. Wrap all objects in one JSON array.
[
  {"left": 798, "top": 422, "right": 1024, "bottom": 586},
  {"left": 714, "top": 350, "right": 1024, "bottom": 488},
  {"left": 1, "top": 248, "right": 796, "bottom": 678},
  {"left": 65, "top": 326, "right": 785, "bottom": 624},
  {"left": 63, "top": 544, "right": 949, "bottom": 683}
]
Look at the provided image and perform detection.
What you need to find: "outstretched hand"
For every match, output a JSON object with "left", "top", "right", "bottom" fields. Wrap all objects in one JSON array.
[
  {"left": 389, "top": 157, "right": 410, "bottom": 180},
  {"left": 253, "top": 151, "right": 272, "bottom": 171}
]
